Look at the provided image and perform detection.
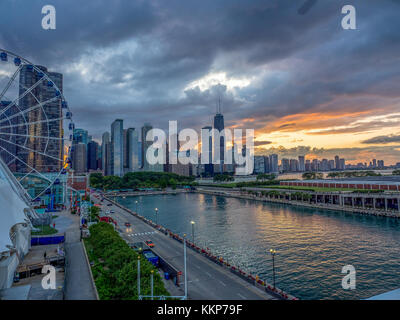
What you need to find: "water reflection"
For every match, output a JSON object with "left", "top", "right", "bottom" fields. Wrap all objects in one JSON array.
[{"left": 118, "top": 193, "right": 400, "bottom": 300}]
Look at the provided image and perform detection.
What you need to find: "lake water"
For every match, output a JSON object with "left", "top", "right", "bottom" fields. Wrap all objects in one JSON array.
[{"left": 117, "top": 193, "right": 400, "bottom": 300}]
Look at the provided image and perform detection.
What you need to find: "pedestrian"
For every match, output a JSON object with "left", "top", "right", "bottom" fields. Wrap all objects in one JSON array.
[{"left": 44, "top": 251, "right": 47, "bottom": 260}]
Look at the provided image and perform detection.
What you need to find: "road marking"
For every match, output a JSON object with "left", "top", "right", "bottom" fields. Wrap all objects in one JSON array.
[
  {"left": 237, "top": 293, "right": 246, "bottom": 299},
  {"left": 218, "top": 280, "right": 227, "bottom": 287},
  {"left": 205, "top": 271, "right": 212, "bottom": 278}
]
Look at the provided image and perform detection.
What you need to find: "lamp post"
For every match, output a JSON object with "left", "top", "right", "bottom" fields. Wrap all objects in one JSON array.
[
  {"left": 183, "top": 233, "right": 187, "bottom": 300},
  {"left": 150, "top": 270, "right": 154, "bottom": 300},
  {"left": 270, "top": 249, "right": 276, "bottom": 289},
  {"left": 135, "top": 200, "right": 138, "bottom": 213},
  {"left": 190, "top": 221, "right": 195, "bottom": 244},
  {"left": 137, "top": 255, "right": 141, "bottom": 297},
  {"left": 155, "top": 208, "right": 158, "bottom": 225}
]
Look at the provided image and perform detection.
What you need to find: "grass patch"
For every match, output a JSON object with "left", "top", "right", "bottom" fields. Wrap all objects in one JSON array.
[{"left": 31, "top": 225, "right": 58, "bottom": 235}]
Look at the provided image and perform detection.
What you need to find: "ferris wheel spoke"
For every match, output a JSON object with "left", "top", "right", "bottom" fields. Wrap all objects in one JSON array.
[
  {"left": 0, "top": 136, "right": 64, "bottom": 163},
  {"left": 0, "top": 96, "right": 59, "bottom": 126},
  {"left": 0, "top": 76, "right": 44, "bottom": 118},
  {"left": 0, "top": 131, "right": 65, "bottom": 141},
  {"left": 18, "top": 169, "right": 35, "bottom": 182},
  {"left": 0, "top": 65, "right": 23, "bottom": 102},
  {"left": 0, "top": 116, "right": 65, "bottom": 130},
  {"left": 0, "top": 144, "right": 53, "bottom": 183}
]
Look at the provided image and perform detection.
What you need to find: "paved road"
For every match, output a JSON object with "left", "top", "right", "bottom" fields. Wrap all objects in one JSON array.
[{"left": 93, "top": 194, "right": 277, "bottom": 300}]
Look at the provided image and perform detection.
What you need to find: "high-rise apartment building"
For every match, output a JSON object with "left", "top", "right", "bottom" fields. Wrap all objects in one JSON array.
[{"left": 17, "top": 65, "right": 63, "bottom": 173}]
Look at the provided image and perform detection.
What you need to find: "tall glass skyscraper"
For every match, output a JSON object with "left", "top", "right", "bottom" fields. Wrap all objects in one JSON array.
[
  {"left": 213, "top": 111, "right": 225, "bottom": 174},
  {"left": 111, "top": 119, "right": 124, "bottom": 177},
  {"left": 101, "top": 132, "right": 111, "bottom": 176},
  {"left": 127, "top": 128, "right": 139, "bottom": 172}
]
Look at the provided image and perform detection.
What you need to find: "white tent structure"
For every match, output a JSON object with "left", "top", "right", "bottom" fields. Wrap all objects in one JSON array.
[{"left": 0, "top": 157, "right": 31, "bottom": 289}]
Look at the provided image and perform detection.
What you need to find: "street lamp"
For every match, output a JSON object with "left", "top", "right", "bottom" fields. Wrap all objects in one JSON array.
[
  {"left": 183, "top": 233, "right": 187, "bottom": 300},
  {"left": 270, "top": 249, "right": 276, "bottom": 289},
  {"left": 190, "top": 221, "right": 195, "bottom": 244},
  {"left": 155, "top": 208, "right": 158, "bottom": 225},
  {"left": 135, "top": 200, "right": 138, "bottom": 213}
]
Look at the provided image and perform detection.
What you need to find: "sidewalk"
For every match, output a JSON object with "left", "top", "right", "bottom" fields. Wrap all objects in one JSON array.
[{"left": 60, "top": 209, "right": 97, "bottom": 300}]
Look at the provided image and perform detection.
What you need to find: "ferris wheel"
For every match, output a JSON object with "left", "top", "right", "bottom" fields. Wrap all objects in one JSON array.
[{"left": 0, "top": 48, "right": 74, "bottom": 201}]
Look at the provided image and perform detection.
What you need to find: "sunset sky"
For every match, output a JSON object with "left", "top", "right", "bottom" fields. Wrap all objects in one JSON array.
[{"left": 1, "top": 0, "right": 400, "bottom": 164}]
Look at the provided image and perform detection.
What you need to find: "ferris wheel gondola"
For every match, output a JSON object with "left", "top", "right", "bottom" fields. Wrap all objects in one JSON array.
[{"left": 0, "top": 48, "right": 74, "bottom": 201}]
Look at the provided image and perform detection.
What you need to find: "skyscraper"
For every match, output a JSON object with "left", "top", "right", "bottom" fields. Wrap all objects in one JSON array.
[
  {"left": 127, "top": 128, "right": 139, "bottom": 172},
  {"left": 202, "top": 126, "right": 214, "bottom": 176},
  {"left": 123, "top": 129, "right": 129, "bottom": 171},
  {"left": 335, "top": 155, "right": 340, "bottom": 170},
  {"left": 111, "top": 119, "right": 124, "bottom": 177},
  {"left": 141, "top": 123, "right": 152, "bottom": 171},
  {"left": 73, "top": 128, "right": 89, "bottom": 145},
  {"left": 101, "top": 132, "right": 111, "bottom": 176},
  {"left": 72, "top": 143, "right": 86, "bottom": 174},
  {"left": 141, "top": 123, "right": 163, "bottom": 172},
  {"left": 17, "top": 65, "right": 63, "bottom": 173},
  {"left": 213, "top": 107, "right": 225, "bottom": 174},
  {"left": 87, "top": 140, "right": 99, "bottom": 171},
  {"left": 269, "top": 154, "right": 279, "bottom": 173},
  {"left": 298, "top": 155, "right": 305, "bottom": 172}
]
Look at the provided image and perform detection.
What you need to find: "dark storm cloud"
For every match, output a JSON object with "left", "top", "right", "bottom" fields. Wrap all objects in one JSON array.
[
  {"left": 362, "top": 134, "right": 400, "bottom": 145},
  {"left": 254, "top": 140, "right": 272, "bottom": 147},
  {"left": 0, "top": 0, "right": 400, "bottom": 142}
]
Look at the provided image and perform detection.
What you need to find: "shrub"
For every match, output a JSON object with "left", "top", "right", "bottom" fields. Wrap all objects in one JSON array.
[{"left": 85, "top": 222, "right": 169, "bottom": 299}]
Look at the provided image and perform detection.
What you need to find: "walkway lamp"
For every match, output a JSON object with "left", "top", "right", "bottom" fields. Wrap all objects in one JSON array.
[
  {"left": 270, "top": 249, "right": 277, "bottom": 289},
  {"left": 183, "top": 233, "right": 188, "bottom": 300},
  {"left": 155, "top": 208, "right": 159, "bottom": 225},
  {"left": 191, "top": 221, "right": 195, "bottom": 244}
]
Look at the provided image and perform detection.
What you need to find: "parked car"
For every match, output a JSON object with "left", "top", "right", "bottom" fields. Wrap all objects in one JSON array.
[
  {"left": 145, "top": 240, "right": 155, "bottom": 248},
  {"left": 107, "top": 203, "right": 112, "bottom": 206}
]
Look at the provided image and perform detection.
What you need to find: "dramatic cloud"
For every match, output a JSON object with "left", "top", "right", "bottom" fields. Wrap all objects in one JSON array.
[
  {"left": 362, "top": 134, "right": 400, "bottom": 145},
  {"left": 1, "top": 0, "right": 400, "bottom": 163}
]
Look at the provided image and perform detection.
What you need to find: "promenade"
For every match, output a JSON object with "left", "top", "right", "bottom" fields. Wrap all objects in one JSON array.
[{"left": 60, "top": 209, "right": 97, "bottom": 300}]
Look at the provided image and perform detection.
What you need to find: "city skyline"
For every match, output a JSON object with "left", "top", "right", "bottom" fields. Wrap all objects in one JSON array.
[{"left": 2, "top": 1, "right": 400, "bottom": 164}]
